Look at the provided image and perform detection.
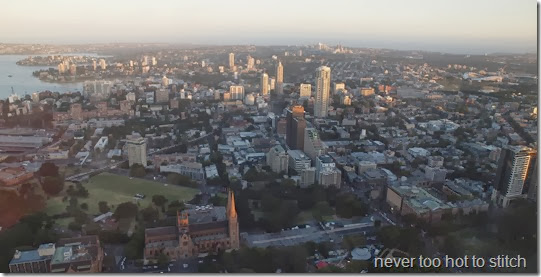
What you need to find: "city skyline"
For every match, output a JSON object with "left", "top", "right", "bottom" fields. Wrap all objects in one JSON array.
[{"left": 0, "top": 0, "right": 536, "bottom": 54}]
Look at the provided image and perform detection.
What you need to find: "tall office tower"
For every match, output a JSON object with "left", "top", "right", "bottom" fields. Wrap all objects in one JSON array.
[
  {"left": 247, "top": 55, "right": 255, "bottom": 70},
  {"left": 314, "top": 66, "right": 331, "bottom": 118},
  {"left": 228, "top": 53, "right": 235, "bottom": 69},
  {"left": 129, "top": 60, "right": 134, "bottom": 68},
  {"left": 152, "top": 57, "right": 157, "bottom": 66},
  {"left": 230, "top": 85, "right": 245, "bottom": 100},
  {"left": 266, "top": 145, "right": 289, "bottom": 174},
  {"left": 92, "top": 60, "right": 97, "bottom": 71},
  {"left": 126, "top": 136, "right": 147, "bottom": 167},
  {"left": 99, "top": 59, "right": 107, "bottom": 70},
  {"left": 304, "top": 128, "right": 325, "bottom": 160},
  {"left": 260, "top": 73, "right": 269, "bottom": 95},
  {"left": 276, "top": 61, "right": 284, "bottom": 94},
  {"left": 286, "top": 105, "right": 306, "bottom": 150},
  {"left": 492, "top": 145, "right": 537, "bottom": 207},
  {"left": 299, "top": 83, "right": 312, "bottom": 99},
  {"left": 143, "top": 56, "right": 149, "bottom": 66}
]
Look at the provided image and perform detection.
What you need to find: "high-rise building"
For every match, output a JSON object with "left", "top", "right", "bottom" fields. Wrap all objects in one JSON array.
[
  {"left": 318, "top": 168, "right": 341, "bottom": 188},
  {"left": 266, "top": 145, "right": 289, "bottom": 174},
  {"left": 276, "top": 61, "right": 284, "bottom": 94},
  {"left": 246, "top": 55, "right": 255, "bottom": 70},
  {"left": 92, "top": 60, "right": 97, "bottom": 71},
  {"left": 299, "top": 83, "right": 312, "bottom": 99},
  {"left": 492, "top": 145, "right": 537, "bottom": 207},
  {"left": 57, "top": 63, "right": 65, "bottom": 74},
  {"left": 303, "top": 128, "right": 325, "bottom": 160},
  {"left": 126, "top": 136, "right": 147, "bottom": 167},
  {"left": 260, "top": 73, "right": 269, "bottom": 95},
  {"left": 269, "top": 78, "right": 276, "bottom": 90},
  {"left": 315, "top": 66, "right": 331, "bottom": 118},
  {"left": 286, "top": 105, "right": 306, "bottom": 150},
  {"left": 69, "top": 64, "right": 77, "bottom": 75},
  {"left": 229, "top": 85, "right": 244, "bottom": 100},
  {"left": 98, "top": 59, "right": 107, "bottom": 70},
  {"left": 228, "top": 53, "right": 235, "bottom": 69}
]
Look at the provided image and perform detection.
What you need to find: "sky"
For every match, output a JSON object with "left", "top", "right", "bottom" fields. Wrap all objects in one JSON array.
[{"left": 1, "top": 0, "right": 537, "bottom": 54}]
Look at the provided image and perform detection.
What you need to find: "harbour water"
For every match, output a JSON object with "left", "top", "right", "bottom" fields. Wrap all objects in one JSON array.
[{"left": 0, "top": 53, "right": 105, "bottom": 99}]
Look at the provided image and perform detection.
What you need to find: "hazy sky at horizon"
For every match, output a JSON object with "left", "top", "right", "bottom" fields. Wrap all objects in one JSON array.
[{"left": 1, "top": 0, "right": 537, "bottom": 54}]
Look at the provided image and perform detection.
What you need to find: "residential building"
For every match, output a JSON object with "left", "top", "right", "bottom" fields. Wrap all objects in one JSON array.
[
  {"left": 276, "top": 61, "right": 284, "bottom": 94},
  {"left": 492, "top": 146, "right": 537, "bottom": 207},
  {"left": 318, "top": 168, "right": 341, "bottom": 188},
  {"left": 266, "top": 145, "right": 289, "bottom": 174},
  {"left": 300, "top": 167, "right": 316, "bottom": 188},
  {"left": 230, "top": 85, "right": 245, "bottom": 100},
  {"left": 228, "top": 53, "right": 235, "bottom": 69},
  {"left": 299, "top": 83, "right": 311, "bottom": 99},
  {"left": 315, "top": 66, "right": 331, "bottom": 118},
  {"left": 155, "top": 89, "right": 169, "bottom": 103},
  {"left": 333, "top": 82, "right": 345, "bottom": 94},
  {"left": 303, "top": 128, "right": 325, "bottom": 160},
  {"left": 94, "top": 136, "right": 108, "bottom": 151},
  {"left": 260, "top": 73, "right": 269, "bottom": 95}
]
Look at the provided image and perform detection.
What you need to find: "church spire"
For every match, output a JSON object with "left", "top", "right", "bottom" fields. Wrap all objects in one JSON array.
[{"left": 227, "top": 189, "right": 237, "bottom": 218}]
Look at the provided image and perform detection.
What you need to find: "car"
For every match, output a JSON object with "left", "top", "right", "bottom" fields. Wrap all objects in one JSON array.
[{"left": 183, "top": 264, "right": 188, "bottom": 269}]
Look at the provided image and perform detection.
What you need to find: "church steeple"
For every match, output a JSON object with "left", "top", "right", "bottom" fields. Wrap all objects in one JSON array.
[{"left": 227, "top": 189, "right": 237, "bottom": 218}]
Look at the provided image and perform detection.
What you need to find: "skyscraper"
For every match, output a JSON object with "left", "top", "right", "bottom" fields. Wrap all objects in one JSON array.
[
  {"left": 492, "top": 145, "right": 537, "bottom": 207},
  {"left": 260, "top": 73, "right": 269, "bottom": 95},
  {"left": 286, "top": 105, "right": 306, "bottom": 150},
  {"left": 276, "top": 61, "right": 284, "bottom": 94},
  {"left": 315, "top": 66, "right": 331, "bottom": 118},
  {"left": 228, "top": 53, "right": 235, "bottom": 69}
]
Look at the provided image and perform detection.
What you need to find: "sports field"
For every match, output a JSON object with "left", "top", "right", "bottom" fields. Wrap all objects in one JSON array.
[{"left": 45, "top": 172, "right": 200, "bottom": 220}]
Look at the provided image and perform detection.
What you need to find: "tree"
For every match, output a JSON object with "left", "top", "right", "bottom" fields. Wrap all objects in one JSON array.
[
  {"left": 124, "top": 228, "right": 145, "bottom": 260},
  {"left": 98, "top": 201, "right": 110, "bottom": 214},
  {"left": 152, "top": 195, "right": 168, "bottom": 208},
  {"left": 80, "top": 203, "right": 88, "bottom": 210},
  {"left": 311, "top": 201, "right": 334, "bottom": 221},
  {"left": 141, "top": 206, "right": 159, "bottom": 222},
  {"left": 129, "top": 164, "right": 146, "bottom": 177},
  {"left": 157, "top": 252, "right": 170, "bottom": 266},
  {"left": 41, "top": 176, "right": 64, "bottom": 196},
  {"left": 38, "top": 162, "right": 59, "bottom": 177},
  {"left": 113, "top": 202, "right": 138, "bottom": 219}
]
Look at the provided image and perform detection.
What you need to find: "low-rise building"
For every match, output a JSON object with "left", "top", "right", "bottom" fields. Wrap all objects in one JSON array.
[{"left": 9, "top": 243, "right": 55, "bottom": 273}]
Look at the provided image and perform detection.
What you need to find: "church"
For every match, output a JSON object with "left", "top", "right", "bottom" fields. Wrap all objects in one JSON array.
[{"left": 143, "top": 190, "right": 240, "bottom": 263}]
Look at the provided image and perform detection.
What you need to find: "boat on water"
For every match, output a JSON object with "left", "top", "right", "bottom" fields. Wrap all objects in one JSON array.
[{"left": 7, "top": 75, "right": 12, "bottom": 77}]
